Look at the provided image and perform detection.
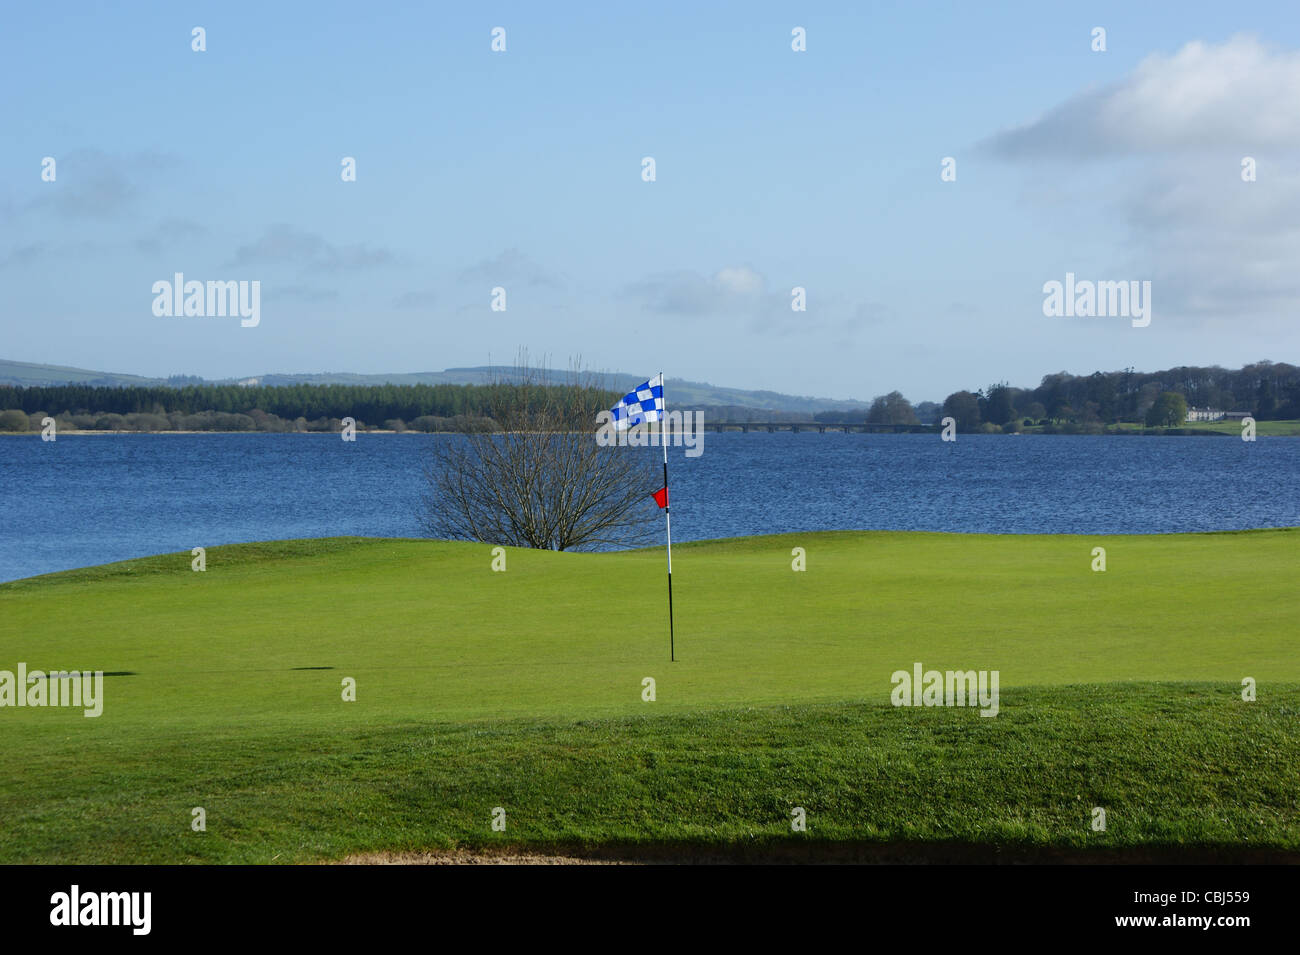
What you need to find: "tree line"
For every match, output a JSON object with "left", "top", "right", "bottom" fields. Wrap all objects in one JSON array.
[
  {"left": 1, "top": 361, "right": 1296, "bottom": 434},
  {"left": 937, "top": 361, "right": 1299, "bottom": 433},
  {"left": 0, "top": 381, "right": 621, "bottom": 433},
  {"left": 0, "top": 382, "right": 512, "bottom": 420},
  {"left": 815, "top": 361, "right": 1299, "bottom": 433}
]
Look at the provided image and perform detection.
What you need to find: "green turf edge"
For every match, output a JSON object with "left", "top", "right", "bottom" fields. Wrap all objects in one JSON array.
[{"left": 3, "top": 683, "right": 1297, "bottom": 864}]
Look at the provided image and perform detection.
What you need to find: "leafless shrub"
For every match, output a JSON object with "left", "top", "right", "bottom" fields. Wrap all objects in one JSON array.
[{"left": 420, "top": 355, "right": 658, "bottom": 550}]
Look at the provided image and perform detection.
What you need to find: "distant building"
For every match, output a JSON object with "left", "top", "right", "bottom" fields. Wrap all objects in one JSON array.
[
  {"left": 237, "top": 377, "right": 261, "bottom": 387},
  {"left": 1186, "top": 407, "right": 1226, "bottom": 422}
]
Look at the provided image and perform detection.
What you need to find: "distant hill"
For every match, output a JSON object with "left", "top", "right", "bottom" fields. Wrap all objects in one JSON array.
[
  {"left": 0, "top": 360, "right": 871, "bottom": 415},
  {"left": 0, "top": 359, "right": 164, "bottom": 389}
]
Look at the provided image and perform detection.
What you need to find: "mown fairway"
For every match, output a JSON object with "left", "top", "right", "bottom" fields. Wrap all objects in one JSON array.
[{"left": 1, "top": 530, "right": 1297, "bottom": 862}]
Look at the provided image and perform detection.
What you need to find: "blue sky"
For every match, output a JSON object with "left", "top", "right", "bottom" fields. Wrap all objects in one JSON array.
[{"left": 2, "top": 1, "right": 1298, "bottom": 402}]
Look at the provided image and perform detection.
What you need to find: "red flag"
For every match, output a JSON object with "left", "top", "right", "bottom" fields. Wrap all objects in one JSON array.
[{"left": 651, "top": 486, "right": 668, "bottom": 509}]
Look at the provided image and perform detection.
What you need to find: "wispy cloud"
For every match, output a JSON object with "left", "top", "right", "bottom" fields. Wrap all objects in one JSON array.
[
  {"left": 0, "top": 240, "right": 103, "bottom": 270},
  {"left": 259, "top": 284, "right": 339, "bottom": 304},
  {"left": 135, "top": 218, "right": 210, "bottom": 254},
  {"left": 458, "top": 248, "right": 559, "bottom": 288},
  {"left": 393, "top": 290, "right": 437, "bottom": 309},
  {"left": 623, "top": 266, "right": 766, "bottom": 314},
  {"left": 227, "top": 224, "right": 396, "bottom": 271},
  {"left": 0, "top": 243, "right": 51, "bottom": 271},
  {"left": 1121, "top": 159, "right": 1300, "bottom": 318},
  {"left": 24, "top": 149, "right": 180, "bottom": 220},
  {"left": 624, "top": 265, "right": 884, "bottom": 343}
]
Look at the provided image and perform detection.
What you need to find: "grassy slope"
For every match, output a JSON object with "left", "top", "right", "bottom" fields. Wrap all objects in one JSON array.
[
  {"left": 1, "top": 531, "right": 1297, "bottom": 862},
  {"left": 1107, "top": 419, "right": 1300, "bottom": 436}
]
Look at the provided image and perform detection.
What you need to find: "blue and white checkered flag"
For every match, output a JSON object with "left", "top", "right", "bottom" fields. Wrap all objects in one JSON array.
[
  {"left": 609, "top": 374, "right": 664, "bottom": 430},
  {"left": 608, "top": 372, "right": 676, "bottom": 659}
]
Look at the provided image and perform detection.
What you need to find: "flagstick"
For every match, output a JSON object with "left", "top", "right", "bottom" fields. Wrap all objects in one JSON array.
[{"left": 661, "top": 372, "right": 675, "bottom": 662}]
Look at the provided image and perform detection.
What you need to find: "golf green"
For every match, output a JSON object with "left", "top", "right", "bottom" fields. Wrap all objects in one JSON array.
[{"left": 1, "top": 530, "right": 1296, "bottom": 862}]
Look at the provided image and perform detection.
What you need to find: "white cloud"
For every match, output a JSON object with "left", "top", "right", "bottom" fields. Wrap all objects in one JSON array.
[
  {"left": 1122, "top": 159, "right": 1300, "bottom": 319},
  {"left": 713, "top": 266, "right": 765, "bottom": 297},
  {"left": 624, "top": 266, "right": 886, "bottom": 343},
  {"left": 624, "top": 266, "right": 766, "bottom": 314},
  {"left": 987, "top": 37, "right": 1300, "bottom": 158},
  {"left": 984, "top": 36, "right": 1300, "bottom": 327}
]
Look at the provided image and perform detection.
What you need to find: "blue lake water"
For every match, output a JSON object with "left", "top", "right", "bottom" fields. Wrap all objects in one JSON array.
[{"left": 1, "top": 432, "right": 1298, "bottom": 582}]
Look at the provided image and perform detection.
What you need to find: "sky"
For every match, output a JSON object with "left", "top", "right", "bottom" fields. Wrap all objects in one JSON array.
[{"left": 2, "top": 1, "right": 1298, "bottom": 404}]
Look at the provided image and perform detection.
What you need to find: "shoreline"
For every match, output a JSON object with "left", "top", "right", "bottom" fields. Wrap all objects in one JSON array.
[
  {"left": 5, "top": 526, "right": 1299, "bottom": 587},
  {"left": 2, "top": 427, "right": 1297, "bottom": 437}
]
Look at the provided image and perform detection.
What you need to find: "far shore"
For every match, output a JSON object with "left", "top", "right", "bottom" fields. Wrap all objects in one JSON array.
[
  {"left": 0, "top": 428, "right": 414, "bottom": 435},
  {"left": 4, "top": 423, "right": 1299, "bottom": 437}
]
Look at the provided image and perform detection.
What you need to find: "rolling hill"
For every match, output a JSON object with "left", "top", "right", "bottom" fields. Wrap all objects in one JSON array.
[{"left": 0, "top": 359, "right": 871, "bottom": 415}]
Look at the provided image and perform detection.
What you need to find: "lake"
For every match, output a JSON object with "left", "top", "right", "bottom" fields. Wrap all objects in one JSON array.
[{"left": 1, "top": 432, "right": 1297, "bottom": 582}]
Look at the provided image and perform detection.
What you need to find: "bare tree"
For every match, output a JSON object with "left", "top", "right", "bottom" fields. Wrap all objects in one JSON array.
[{"left": 420, "top": 356, "right": 659, "bottom": 550}]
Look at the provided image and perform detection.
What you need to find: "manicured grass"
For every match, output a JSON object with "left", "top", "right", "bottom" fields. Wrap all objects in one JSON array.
[
  {"left": 1, "top": 530, "right": 1297, "bottom": 862},
  {"left": 2, "top": 686, "right": 1297, "bottom": 864},
  {"left": 1106, "top": 419, "right": 1300, "bottom": 436}
]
